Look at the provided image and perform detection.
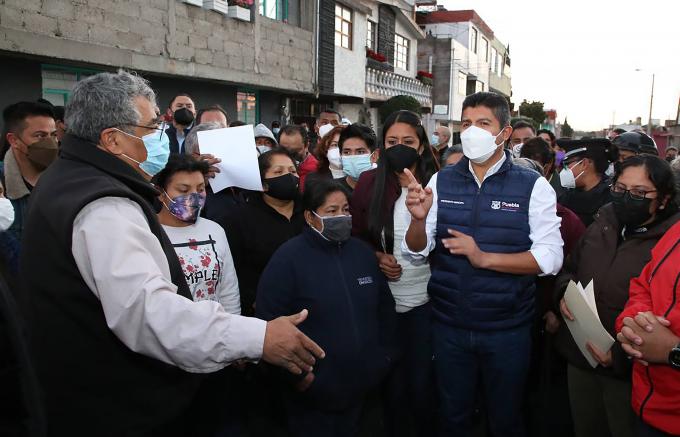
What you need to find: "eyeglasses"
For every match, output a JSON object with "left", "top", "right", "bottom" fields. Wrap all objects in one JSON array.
[
  {"left": 610, "top": 183, "right": 657, "bottom": 200},
  {"left": 115, "top": 120, "right": 167, "bottom": 139},
  {"left": 129, "top": 118, "right": 166, "bottom": 131}
]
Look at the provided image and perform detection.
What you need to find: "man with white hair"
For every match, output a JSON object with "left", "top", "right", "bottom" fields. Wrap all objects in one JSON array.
[{"left": 19, "top": 71, "right": 325, "bottom": 435}]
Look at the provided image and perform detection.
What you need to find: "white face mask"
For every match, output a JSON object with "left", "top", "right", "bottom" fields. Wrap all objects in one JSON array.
[
  {"left": 461, "top": 125, "right": 504, "bottom": 164},
  {"left": 257, "top": 145, "right": 272, "bottom": 156},
  {"left": 512, "top": 143, "right": 523, "bottom": 158},
  {"left": 327, "top": 147, "right": 342, "bottom": 169},
  {"left": 605, "top": 162, "right": 615, "bottom": 177},
  {"left": 0, "top": 198, "right": 15, "bottom": 232},
  {"left": 559, "top": 159, "right": 585, "bottom": 189}
]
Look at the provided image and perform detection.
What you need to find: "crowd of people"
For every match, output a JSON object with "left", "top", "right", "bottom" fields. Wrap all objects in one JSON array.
[{"left": 1, "top": 70, "right": 679, "bottom": 437}]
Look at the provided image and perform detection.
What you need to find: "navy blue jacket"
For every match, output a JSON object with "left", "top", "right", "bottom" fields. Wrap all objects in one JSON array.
[
  {"left": 429, "top": 153, "right": 539, "bottom": 331},
  {"left": 256, "top": 227, "right": 397, "bottom": 411},
  {"left": 165, "top": 123, "right": 193, "bottom": 155}
]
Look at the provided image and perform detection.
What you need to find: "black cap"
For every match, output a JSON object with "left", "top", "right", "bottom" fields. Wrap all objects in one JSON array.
[
  {"left": 556, "top": 137, "right": 616, "bottom": 160},
  {"left": 612, "top": 131, "right": 657, "bottom": 155}
]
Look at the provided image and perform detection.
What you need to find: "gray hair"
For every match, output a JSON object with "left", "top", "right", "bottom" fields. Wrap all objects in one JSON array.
[
  {"left": 65, "top": 71, "right": 156, "bottom": 143},
  {"left": 437, "top": 126, "right": 452, "bottom": 141},
  {"left": 184, "top": 122, "right": 222, "bottom": 156},
  {"left": 439, "top": 144, "right": 463, "bottom": 167}
]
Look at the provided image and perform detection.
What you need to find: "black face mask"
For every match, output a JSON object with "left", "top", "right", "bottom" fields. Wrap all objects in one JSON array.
[
  {"left": 173, "top": 108, "right": 195, "bottom": 126},
  {"left": 612, "top": 192, "right": 654, "bottom": 228},
  {"left": 264, "top": 173, "right": 299, "bottom": 201},
  {"left": 385, "top": 144, "right": 419, "bottom": 172}
]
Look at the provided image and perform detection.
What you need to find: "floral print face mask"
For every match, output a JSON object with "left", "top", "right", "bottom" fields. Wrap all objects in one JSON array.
[{"left": 164, "top": 191, "right": 206, "bottom": 224}]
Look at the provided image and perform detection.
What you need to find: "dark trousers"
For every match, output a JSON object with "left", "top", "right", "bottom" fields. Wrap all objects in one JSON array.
[
  {"left": 383, "top": 302, "right": 436, "bottom": 437},
  {"left": 433, "top": 321, "right": 532, "bottom": 437},
  {"left": 567, "top": 363, "right": 634, "bottom": 437},
  {"left": 285, "top": 398, "right": 364, "bottom": 437},
  {"left": 637, "top": 418, "right": 674, "bottom": 437}
]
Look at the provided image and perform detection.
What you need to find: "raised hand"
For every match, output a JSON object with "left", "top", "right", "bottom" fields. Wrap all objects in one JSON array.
[
  {"left": 404, "top": 168, "right": 433, "bottom": 221},
  {"left": 199, "top": 153, "right": 222, "bottom": 179}
]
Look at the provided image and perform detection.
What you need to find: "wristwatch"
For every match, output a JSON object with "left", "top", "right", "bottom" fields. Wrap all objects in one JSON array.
[{"left": 669, "top": 343, "right": 680, "bottom": 370}]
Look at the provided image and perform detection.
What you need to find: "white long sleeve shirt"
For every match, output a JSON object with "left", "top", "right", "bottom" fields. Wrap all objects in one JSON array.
[
  {"left": 402, "top": 154, "right": 564, "bottom": 276},
  {"left": 163, "top": 218, "right": 241, "bottom": 315},
  {"left": 71, "top": 196, "right": 266, "bottom": 373}
]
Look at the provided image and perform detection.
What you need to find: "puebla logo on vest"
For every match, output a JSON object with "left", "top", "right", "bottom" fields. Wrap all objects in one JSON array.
[{"left": 491, "top": 200, "right": 520, "bottom": 212}]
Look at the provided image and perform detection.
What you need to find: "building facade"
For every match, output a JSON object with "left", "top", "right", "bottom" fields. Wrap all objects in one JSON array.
[
  {"left": 317, "top": 0, "right": 431, "bottom": 130},
  {"left": 0, "top": 0, "right": 434, "bottom": 134},
  {"left": 416, "top": 9, "right": 511, "bottom": 138},
  {"left": 0, "top": 0, "right": 318, "bottom": 129}
]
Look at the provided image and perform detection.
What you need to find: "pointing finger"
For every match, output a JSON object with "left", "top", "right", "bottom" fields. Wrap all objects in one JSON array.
[{"left": 403, "top": 168, "right": 418, "bottom": 185}]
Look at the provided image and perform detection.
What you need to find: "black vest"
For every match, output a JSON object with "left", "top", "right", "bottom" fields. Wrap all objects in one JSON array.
[{"left": 19, "top": 135, "right": 201, "bottom": 436}]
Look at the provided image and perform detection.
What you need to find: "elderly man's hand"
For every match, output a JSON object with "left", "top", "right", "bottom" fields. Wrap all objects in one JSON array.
[
  {"left": 198, "top": 154, "right": 221, "bottom": 179},
  {"left": 262, "top": 309, "right": 325, "bottom": 375}
]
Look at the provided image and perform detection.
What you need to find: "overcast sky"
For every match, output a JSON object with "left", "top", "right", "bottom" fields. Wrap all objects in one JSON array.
[{"left": 440, "top": 0, "right": 680, "bottom": 131}]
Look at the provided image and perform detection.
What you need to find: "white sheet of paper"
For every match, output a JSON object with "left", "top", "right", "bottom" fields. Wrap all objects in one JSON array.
[
  {"left": 584, "top": 280, "right": 599, "bottom": 318},
  {"left": 197, "top": 125, "right": 263, "bottom": 193},
  {"left": 563, "top": 280, "right": 615, "bottom": 368}
]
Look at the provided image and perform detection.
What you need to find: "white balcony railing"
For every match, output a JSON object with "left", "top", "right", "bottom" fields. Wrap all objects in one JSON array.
[{"left": 365, "top": 68, "right": 432, "bottom": 108}]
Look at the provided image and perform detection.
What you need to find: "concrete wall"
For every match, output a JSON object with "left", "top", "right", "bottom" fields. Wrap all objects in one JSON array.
[
  {"left": 424, "top": 22, "right": 469, "bottom": 49},
  {"left": 0, "top": 0, "right": 315, "bottom": 94}
]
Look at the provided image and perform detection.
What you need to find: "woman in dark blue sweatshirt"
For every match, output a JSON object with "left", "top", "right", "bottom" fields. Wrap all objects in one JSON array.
[{"left": 256, "top": 179, "right": 397, "bottom": 437}]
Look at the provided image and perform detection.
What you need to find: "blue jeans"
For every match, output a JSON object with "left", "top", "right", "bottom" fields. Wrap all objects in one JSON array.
[
  {"left": 383, "top": 302, "right": 436, "bottom": 437},
  {"left": 432, "top": 322, "right": 532, "bottom": 437}
]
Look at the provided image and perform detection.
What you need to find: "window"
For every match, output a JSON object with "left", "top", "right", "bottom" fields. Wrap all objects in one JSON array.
[
  {"left": 335, "top": 4, "right": 352, "bottom": 49},
  {"left": 496, "top": 53, "right": 503, "bottom": 77},
  {"left": 237, "top": 91, "right": 258, "bottom": 124},
  {"left": 41, "top": 64, "right": 99, "bottom": 106},
  {"left": 481, "top": 37, "right": 489, "bottom": 62},
  {"left": 394, "top": 34, "right": 410, "bottom": 70},
  {"left": 470, "top": 27, "right": 478, "bottom": 53},
  {"left": 366, "top": 20, "right": 376, "bottom": 50},
  {"left": 490, "top": 48, "right": 498, "bottom": 74},
  {"left": 259, "top": 0, "right": 288, "bottom": 21},
  {"left": 457, "top": 71, "right": 467, "bottom": 95}
]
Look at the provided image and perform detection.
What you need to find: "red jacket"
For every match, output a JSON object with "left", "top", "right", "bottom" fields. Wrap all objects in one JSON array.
[
  {"left": 616, "top": 219, "right": 680, "bottom": 435},
  {"left": 299, "top": 154, "right": 319, "bottom": 192}
]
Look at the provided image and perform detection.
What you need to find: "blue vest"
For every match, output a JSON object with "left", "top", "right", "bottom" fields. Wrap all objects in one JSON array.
[{"left": 429, "top": 153, "right": 539, "bottom": 331}]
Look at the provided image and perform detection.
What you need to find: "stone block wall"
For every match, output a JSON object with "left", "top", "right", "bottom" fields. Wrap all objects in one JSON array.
[{"left": 0, "top": 0, "right": 315, "bottom": 93}]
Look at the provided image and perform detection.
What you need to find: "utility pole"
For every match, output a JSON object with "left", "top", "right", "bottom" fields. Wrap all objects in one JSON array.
[{"left": 647, "top": 73, "right": 655, "bottom": 136}]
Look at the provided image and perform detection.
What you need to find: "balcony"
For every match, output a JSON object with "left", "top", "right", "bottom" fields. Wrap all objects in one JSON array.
[{"left": 365, "top": 68, "right": 432, "bottom": 108}]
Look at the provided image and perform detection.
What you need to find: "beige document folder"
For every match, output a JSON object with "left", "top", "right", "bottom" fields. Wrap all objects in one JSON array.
[{"left": 563, "top": 280, "right": 615, "bottom": 368}]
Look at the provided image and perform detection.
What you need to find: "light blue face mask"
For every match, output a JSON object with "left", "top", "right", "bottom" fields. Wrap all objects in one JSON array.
[
  {"left": 117, "top": 128, "right": 171, "bottom": 176},
  {"left": 341, "top": 154, "right": 373, "bottom": 180},
  {"left": 431, "top": 134, "right": 440, "bottom": 146}
]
